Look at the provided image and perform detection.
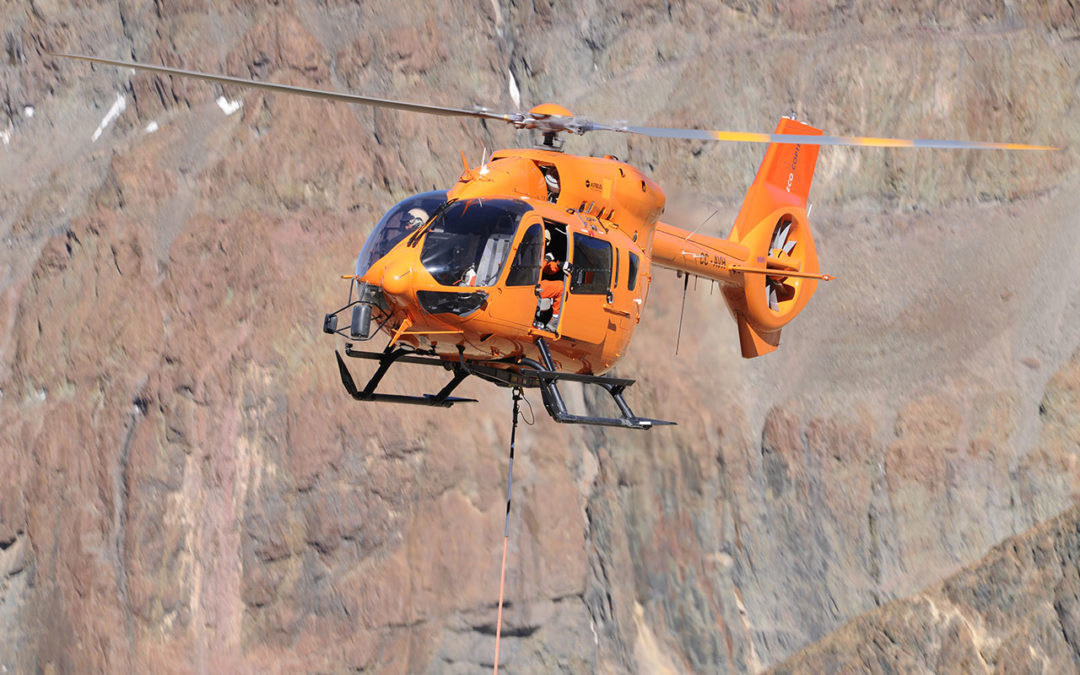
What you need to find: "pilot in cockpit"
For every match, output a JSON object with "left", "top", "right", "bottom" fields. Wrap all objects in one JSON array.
[{"left": 404, "top": 208, "right": 428, "bottom": 231}]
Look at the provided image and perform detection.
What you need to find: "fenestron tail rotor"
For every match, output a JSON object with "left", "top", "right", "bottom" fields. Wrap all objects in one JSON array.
[
  {"left": 766, "top": 220, "right": 799, "bottom": 312},
  {"left": 51, "top": 53, "right": 1057, "bottom": 151}
]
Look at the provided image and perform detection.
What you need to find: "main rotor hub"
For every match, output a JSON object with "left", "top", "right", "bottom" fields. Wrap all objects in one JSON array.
[
  {"left": 522, "top": 103, "right": 576, "bottom": 149},
  {"left": 528, "top": 103, "right": 573, "bottom": 118}
]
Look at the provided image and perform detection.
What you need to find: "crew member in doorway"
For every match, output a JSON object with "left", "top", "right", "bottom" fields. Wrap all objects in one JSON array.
[
  {"left": 538, "top": 251, "right": 563, "bottom": 330},
  {"left": 543, "top": 169, "right": 560, "bottom": 203}
]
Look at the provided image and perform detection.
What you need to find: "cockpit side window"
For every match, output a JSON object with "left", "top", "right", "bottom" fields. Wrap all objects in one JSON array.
[
  {"left": 506, "top": 223, "right": 544, "bottom": 286},
  {"left": 355, "top": 190, "right": 447, "bottom": 277}
]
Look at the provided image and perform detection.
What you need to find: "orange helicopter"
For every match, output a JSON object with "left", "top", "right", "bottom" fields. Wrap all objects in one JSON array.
[{"left": 56, "top": 54, "right": 1054, "bottom": 429}]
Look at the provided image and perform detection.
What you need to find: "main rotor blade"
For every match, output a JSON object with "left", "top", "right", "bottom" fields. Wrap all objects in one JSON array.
[
  {"left": 52, "top": 53, "right": 1056, "bottom": 151},
  {"left": 618, "top": 125, "right": 1056, "bottom": 151},
  {"left": 51, "top": 53, "right": 515, "bottom": 124}
]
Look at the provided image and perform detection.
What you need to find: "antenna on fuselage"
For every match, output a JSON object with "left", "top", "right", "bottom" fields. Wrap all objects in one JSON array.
[{"left": 675, "top": 272, "right": 691, "bottom": 355}]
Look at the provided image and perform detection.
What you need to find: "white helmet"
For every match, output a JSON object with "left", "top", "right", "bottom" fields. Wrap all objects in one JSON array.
[{"left": 405, "top": 208, "right": 428, "bottom": 229}]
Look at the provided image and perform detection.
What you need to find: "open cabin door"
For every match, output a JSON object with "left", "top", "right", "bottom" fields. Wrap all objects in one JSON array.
[
  {"left": 488, "top": 216, "right": 546, "bottom": 330},
  {"left": 560, "top": 229, "right": 613, "bottom": 344}
]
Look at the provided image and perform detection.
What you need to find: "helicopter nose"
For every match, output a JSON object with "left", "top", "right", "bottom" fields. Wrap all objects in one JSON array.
[{"left": 380, "top": 258, "right": 414, "bottom": 298}]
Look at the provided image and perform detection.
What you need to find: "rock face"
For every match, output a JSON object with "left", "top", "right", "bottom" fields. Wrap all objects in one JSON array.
[
  {"left": 772, "top": 502, "right": 1080, "bottom": 673},
  {"left": 1, "top": 2, "right": 1079, "bottom": 673}
]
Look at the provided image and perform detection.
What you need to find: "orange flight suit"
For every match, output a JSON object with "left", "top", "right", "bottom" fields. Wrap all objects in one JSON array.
[{"left": 539, "top": 260, "right": 563, "bottom": 314}]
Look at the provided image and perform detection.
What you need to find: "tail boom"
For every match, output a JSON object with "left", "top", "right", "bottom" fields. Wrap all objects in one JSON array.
[
  {"left": 650, "top": 222, "right": 750, "bottom": 283},
  {"left": 649, "top": 117, "right": 829, "bottom": 358}
]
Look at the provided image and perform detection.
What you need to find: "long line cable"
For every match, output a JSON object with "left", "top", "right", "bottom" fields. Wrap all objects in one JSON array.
[{"left": 493, "top": 387, "right": 523, "bottom": 673}]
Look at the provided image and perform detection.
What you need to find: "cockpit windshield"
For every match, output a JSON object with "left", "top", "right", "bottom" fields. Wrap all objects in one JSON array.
[
  {"left": 355, "top": 190, "right": 448, "bottom": 277},
  {"left": 420, "top": 199, "right": 532, "bottom": 287}
]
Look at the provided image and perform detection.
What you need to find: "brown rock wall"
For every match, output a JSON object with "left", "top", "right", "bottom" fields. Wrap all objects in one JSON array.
[
  {"left": 1, "top": 2, "right": 1079, "bottom": 673},
  {"left": 773, "top": 501, "right": 1080, "bottom": 674}
]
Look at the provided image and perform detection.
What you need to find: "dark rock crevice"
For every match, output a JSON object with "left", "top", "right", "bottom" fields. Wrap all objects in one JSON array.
[{"left": 111, "top": 392, "right": 144, "bottom": 648}]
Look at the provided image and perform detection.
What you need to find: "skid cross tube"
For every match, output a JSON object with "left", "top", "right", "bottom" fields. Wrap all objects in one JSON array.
[
  {"left": 522, "top": 338, "right": 676, "bottom": 430},
  {"left": 361, "top": 347, "right": 409, "bottom": 397}
]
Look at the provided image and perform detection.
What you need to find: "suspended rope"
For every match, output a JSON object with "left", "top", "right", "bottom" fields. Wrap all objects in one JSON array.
[{"left": 493, "top": 386, "right": 523, "bottom": 674}]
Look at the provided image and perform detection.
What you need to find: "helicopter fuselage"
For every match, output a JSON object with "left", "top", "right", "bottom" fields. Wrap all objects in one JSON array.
[
  {"left": 351, "top": 148, "right": 673, "bottom": 375},
  {"left": 337, "top": 116, "right": 830, "bottom": 384},
  {"left": 323, "top": 117, "right": 830, "bottom": 425}
]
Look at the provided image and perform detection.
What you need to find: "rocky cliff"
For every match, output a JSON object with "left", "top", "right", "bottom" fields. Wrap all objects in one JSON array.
[
  {"left": 1, "top": 1, "right": 1079, "bottom": 673},
  {"left": 772, "top": 501, "right": 1080, "bottom": 673}
]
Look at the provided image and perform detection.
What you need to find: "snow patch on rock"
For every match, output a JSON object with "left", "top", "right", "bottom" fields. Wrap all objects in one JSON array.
[
  {"left": 216, "top": 96, "right": 242, "bottom": 116},
  {"left": 91, "top": 93, "right": 126, "bottom": 142}
]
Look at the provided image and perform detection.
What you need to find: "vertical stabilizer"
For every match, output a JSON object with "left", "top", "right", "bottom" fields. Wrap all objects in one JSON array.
[{"left": 726, "top": 118, "right": 824, "bottom": 357}]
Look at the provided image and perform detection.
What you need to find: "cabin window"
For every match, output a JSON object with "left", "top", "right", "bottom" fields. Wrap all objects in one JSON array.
[
  {"left": 627, "top": 251, "right": 640, "bottom": 291},
  {"left": 505, "top": 224, "right": 544, "bottom": 286},
  {"left": 613, "top": 248, "right": 620, "bottom": 288},
  {"left": 570, "top": 233, "right": 612, "bottom": 295}
]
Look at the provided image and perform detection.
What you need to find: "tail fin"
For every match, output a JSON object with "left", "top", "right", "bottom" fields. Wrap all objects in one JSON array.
[
  {"left": 725, "top": 118, "right": 824, "bottom": 358},
  {"left": 730, "top": 117, "right": 822, "bottom": 240}
]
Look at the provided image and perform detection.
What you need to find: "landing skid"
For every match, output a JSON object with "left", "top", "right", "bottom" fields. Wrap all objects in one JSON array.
[
  {"left": 335, "top": 338, "right": 675, "bottom": 429},
  {"left": 335, "top": 348, "right": 476, "bottom": 407}
]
